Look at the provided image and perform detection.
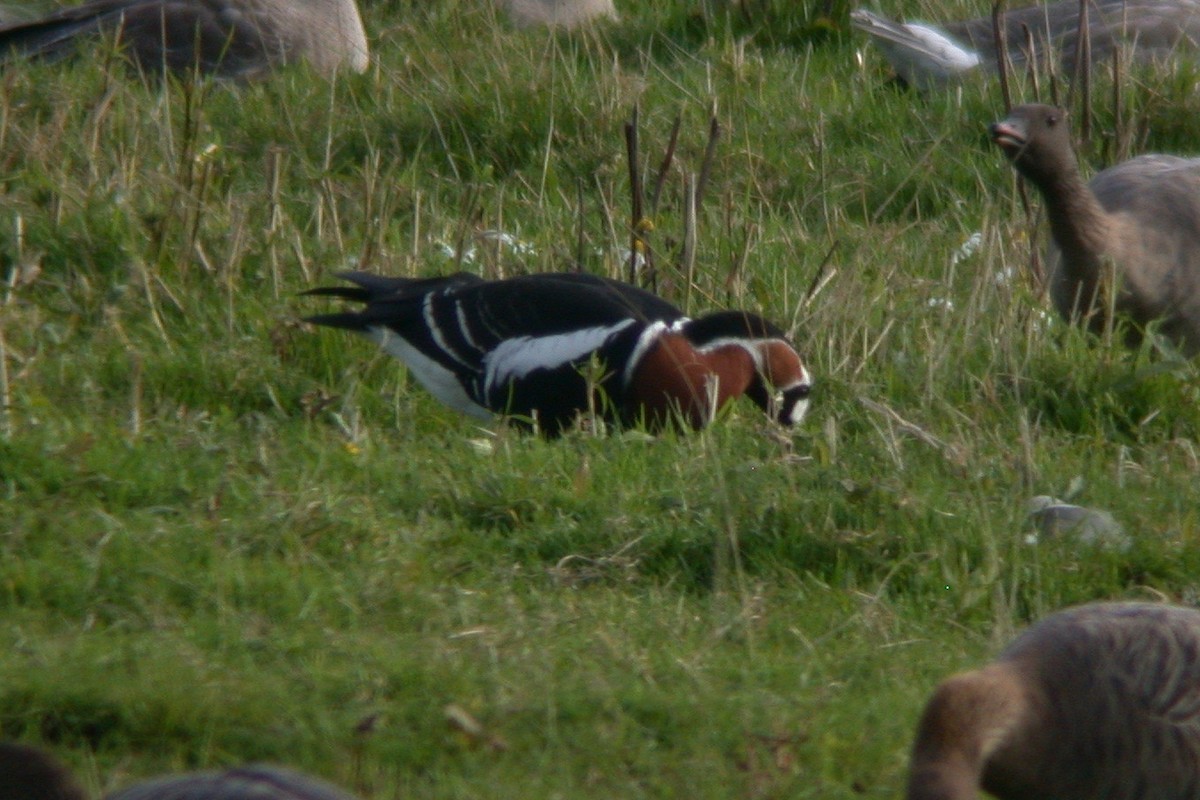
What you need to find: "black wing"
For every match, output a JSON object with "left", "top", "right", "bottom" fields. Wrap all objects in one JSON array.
[{"left": 532, "top": 273, "right": 685, "bottom": 323}]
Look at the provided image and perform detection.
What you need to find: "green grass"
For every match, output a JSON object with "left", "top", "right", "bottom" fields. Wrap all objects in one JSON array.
[{"left": 3, "top": 0, "right": 1200, "bottom": 797}]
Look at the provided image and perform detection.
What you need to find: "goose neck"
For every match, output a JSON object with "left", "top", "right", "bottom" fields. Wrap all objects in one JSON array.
[{"left": 1035, "top": 167, "right": 1111, "bottom": 270}]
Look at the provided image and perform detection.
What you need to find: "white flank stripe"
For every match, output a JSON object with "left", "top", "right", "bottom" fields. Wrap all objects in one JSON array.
[
  {"left": 423, "top": 294, "right": 474, "bottom": 370},
  {"left": 369, "top": 327, "right": 493, "bottom": 421},
  {"left": 621, "top": 320, "right": 672, "bottom": 386},
  {"left": 484, "top": 319, "right": 637, "bottom": 395}
]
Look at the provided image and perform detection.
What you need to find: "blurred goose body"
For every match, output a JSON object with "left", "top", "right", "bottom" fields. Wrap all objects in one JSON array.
[
  {"left": 304, "top": 271, "right": 812, "bottom": 436},
  {"left": 908, "top": 602, "right": 1200, "bottom": 800},
  {"left": 105, "top": 765, "right": 360, "bottom": 800},
  {"left": 850, "top": 9, "right": 980, "bottom": 87},
  {"left": 1025, "top": 494, "right": 1128, "bottom": 549},
  {"left": 991, "top": 103, "right": 1200, "bottom": 353},
  {"left": 0, "top": 742, "right": 87, "bottom": 800},
  {"left": 854, "top": 0, "right": 1200, "bottom": 87},
  {"left": 0, "top": 0, "right": 369, "bottom": 79},
  {"left": 0, "top": 742, "right": 360, "bottom": 800},
  {"left": 500, "top": 0, "right": 617, "bottom": 28}
]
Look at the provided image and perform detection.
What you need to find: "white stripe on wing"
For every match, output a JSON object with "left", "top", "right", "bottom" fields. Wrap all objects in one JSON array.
[
  {"left": 422, "top": 294, "right": 476, "bottom": 370},
  {"left": 455, "top": 299, "right": 487, "bottom": 354},
  {"left": 483, "top": 319, "right": 638, "bottom": 395}
]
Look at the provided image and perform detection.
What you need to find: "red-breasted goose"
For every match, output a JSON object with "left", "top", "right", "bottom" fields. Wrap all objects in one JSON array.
[
  {"left": 304, "top": 271, "right": 813, "bottom": 436},
  {"left": 991, "top": 103, "right": 1200, "bottom": 353}
]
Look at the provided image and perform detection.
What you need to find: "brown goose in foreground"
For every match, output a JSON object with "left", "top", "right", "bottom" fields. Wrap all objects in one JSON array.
[
  {"left": 854, "top": 0, "right": 1200, "bottom": 88},
  {"left": 0, "top": 742, "right": 361, "bottom": 800},
  {"left": 991, "top": 103, "right": 1200, "bottom": 354},
  {"left": 908, "top": 602, "right": 1200, "bottom": 800},
  {"left": 0, "top": 0, "right": 369, "bottom": 80}
]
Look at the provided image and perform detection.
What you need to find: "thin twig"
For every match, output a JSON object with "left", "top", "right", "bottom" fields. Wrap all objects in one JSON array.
[
  {"left": 1111, "top": 44, "right": 1124, "bottom": 160},
  {"left": 625, "top": 105, "right": 647, "bottom": 285},
  {"left": 724, "top": 222, "right": 755, "bottom": 297},
  {"left": 575, "top": 178, "right": 586, "bottom": 271},
  {"left": 803, "top": 240, "right": 840, "bottom": 306},
  {"left": 1022, "top": 24, "right": 1040, "bottom": 101},
  {"left": 1065, "top": 0, "right": 1090, "bottom": 128},
  {"left": 682, "top": 172, "right": 697, "bottom": 311},
  {"left": 859, "top": 396, "right": 964, "bottom": 465},
  {"left": 1077, "top": 0, "right": 1092, "bottom": 146},
  {"left": 0, "top": 326, "right": 10, "bottom": 439},
  {"left": 993, "top": 0, "right": 1012, "bottom": 112},
  {"left": 649, "top": 114, "right": 681, "bottom": 215},
  {"left": 694, "top": 110, "right": 721, "bottom": 210}
]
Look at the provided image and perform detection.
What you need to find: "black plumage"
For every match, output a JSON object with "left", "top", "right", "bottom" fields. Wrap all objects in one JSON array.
[{"left": 304, "top": 271, "right": 812, "bottom": 435}]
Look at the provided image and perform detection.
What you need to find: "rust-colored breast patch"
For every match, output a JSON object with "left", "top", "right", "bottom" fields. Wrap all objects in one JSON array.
[{"left": 625, "top": 334, "right": 755, "bottom": 429}]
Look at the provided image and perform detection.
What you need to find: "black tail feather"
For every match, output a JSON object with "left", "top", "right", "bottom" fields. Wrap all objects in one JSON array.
[
  {"left": 301, "top": 271, "right": 485, "bottom": 304},
  {"left": 300, "top": 285, "right": 373, "bottom": 303}
]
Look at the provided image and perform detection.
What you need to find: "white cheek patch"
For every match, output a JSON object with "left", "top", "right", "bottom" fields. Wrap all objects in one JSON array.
[
  {"left": 776, "top": 363, "right": 813, "bottom": 426},
  {"left": 484, "top": 320, "right": 636, "bottom": 393},
  {"left": 787, "top": 395, "right": 811, "bottom": 425},
  {"left": 369, "top": 327, "right": 493, "bottom": 421}
]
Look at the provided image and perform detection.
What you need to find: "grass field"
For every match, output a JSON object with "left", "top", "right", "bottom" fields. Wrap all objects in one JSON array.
[{"left": 3, "top": 0, "right": 1200, "bottom": 797}]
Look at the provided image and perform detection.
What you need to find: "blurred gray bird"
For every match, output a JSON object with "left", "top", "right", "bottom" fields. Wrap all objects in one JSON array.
[
  {"left": 0, "top": 0, "right": 369, "bottom": 80},
  {"left": 909, "top": 602, "right": 1200, "bottom": 799},
  {"left": 1026, "top": 494, "right": 1128, "bottom": 550},
  {"left": 499, "top": 0, "right": 617, "bottom": 28},
  {"left": 853, "top": 0, "right": 1200, "bottom": 87},
  {"left": 850, "top": 9, "right": 980, "bottom": 88},
  {"left": 0, "top": 742, "right": 362, "bottom": 800},
  {"left": 991, "top": 104, "right": 1200, "bottom": 353}
]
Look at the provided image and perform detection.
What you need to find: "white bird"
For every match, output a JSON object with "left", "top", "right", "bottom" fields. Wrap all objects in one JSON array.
[
  {"left": 850, "top": 9, "right": 981, "bottom": 88},
  {"left": 853, "top": 0, "right": 1200, "bottom": 88}
]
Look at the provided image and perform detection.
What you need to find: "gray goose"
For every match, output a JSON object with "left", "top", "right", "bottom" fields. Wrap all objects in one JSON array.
[
  {"left": 0, "top": 742, "right": 361, "bottom": 800},
  {"left": 991, "top": 103, "right": 1200, "bottom": 353},
  {"left": 0, "top": 0, "right": 369, "bottom": 80},
  {"left": 907, "top": 602, "right": 1200, "bottom": 800},
  {"left": 853, "top": 0, "right": 1200, "bottom": 88},
  {"left": 500, "top": 0, "right": 617, "bottom": 28}
]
